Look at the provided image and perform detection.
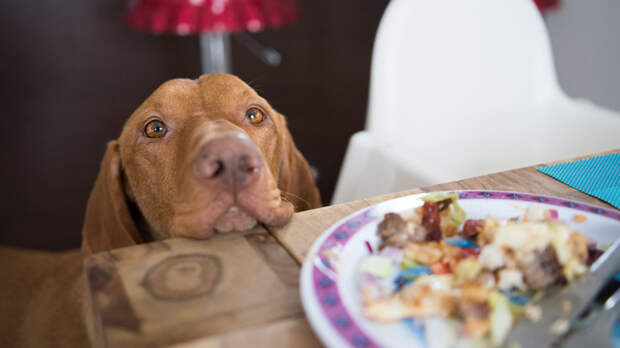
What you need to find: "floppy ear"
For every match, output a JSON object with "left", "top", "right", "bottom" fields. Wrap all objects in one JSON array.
[
  {"left": 278, "top": 127, "right": 322, "bottom": 211},
  {"left": 81, "top": 141, "right": 142, "bottom": 255}
]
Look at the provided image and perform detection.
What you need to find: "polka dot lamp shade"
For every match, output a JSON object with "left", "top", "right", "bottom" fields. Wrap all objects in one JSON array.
[
  {"left": 533, "top": 0, "right": 559, "bottom": 12},
  {"left": 125, "top": 0, "right": 299, "bottom": 35}
]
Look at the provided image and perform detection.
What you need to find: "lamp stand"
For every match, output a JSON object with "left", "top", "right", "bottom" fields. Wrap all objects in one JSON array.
[{"left": 200, "top": 33, "right": 232, "bottom": 74}]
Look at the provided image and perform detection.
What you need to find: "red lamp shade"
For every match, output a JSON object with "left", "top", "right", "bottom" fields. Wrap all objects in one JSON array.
[
  {"left": 533, "top": 0, "right": 560, "bottom": 13},
  {"left": 125, "top": 0, "right": 299, "bottom": 35}
]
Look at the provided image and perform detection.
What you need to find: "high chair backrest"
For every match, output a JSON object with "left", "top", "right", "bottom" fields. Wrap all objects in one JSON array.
[
  {"left": 366, "top": 0, "right": 563, "bottom": 140},
  {"left": 331, "top": 0, "right": 620, "bottom": 204}
]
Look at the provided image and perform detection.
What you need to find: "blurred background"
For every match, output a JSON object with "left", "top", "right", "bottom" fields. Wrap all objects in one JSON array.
[{"left": 0, "top": 0, "right": 618, "bottom": 250}]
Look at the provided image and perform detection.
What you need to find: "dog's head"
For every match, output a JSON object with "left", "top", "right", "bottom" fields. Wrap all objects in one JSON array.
[{"left": 81, "top": 74, "right": 321, "bottom": 254}]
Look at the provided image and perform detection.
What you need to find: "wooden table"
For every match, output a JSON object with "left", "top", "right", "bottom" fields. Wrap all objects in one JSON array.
[{"left": 84, "top": 150, "right": 619, "bottom": 347}]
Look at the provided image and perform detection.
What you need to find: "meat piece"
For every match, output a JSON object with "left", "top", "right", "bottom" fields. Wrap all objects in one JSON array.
[
  {"left": 380, "top": 233, "right": 410, "bottom": 250},
  {"left": 410, "top": 225, "right": 428, "bottom": 242},
  {"left": 457, "top": 301, "right": 491, "bottom": 338},
  {"left": 586, "top": 243, "right": 604, "bottom": 267},
  {"left": 459, "top": 284, "right": 489, "bottom": 303},
  {"left": 422, "top": 201, "right": 442, "bottom": 241},
  {"left": 462, "top": 219, "right": 484, "bottom": 239},
  {"left": 475, "top": 270, "right": 496, "bottom": 288},
  {"left": 377, "top": 213, "right": 406, "bottom": 240},
  {"left": 377, "top": 213, "right": 411, "bottom": 250},
  {"left": 457, "top": 301, "right": 490, "bottom": 321},
  {"left": 520, "top": 246, "right": 563, "bottom": 290}
]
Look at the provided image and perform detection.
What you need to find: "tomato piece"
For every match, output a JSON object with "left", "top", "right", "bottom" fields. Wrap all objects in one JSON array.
[
  {"left": 460, "top": 248, "right": 480, "bottom": 258},
  {"left": 447, "top": 259, "right": 458, "bottom": 273},
  {"left": 430, "top": 261, "right": 450, "bottom": 274}
]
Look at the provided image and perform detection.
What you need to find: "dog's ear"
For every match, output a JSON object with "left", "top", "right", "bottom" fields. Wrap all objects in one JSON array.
[
  {"left": 81, "top": 141, "right": 142, "bottom": 255},
  {"left": 278, "top": 126, "right": 322, "bottom": 211}
]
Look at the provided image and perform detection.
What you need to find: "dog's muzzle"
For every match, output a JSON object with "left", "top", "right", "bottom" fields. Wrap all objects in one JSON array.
[{"left": 192, "top": 132, "right": 263, "bottom": 193}]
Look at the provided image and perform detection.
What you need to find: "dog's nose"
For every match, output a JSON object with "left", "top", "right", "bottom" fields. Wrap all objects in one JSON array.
[{"left": 193, "top": 133, "right": 263, "bottom": 191}]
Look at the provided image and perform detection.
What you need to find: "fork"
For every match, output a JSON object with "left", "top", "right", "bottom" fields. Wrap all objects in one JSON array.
[
  {"left": 562, "top": 286, "right": 620, "bottom": 348},
  {"left": 504, "top": 239, "right": 620, "bottom": 348}
]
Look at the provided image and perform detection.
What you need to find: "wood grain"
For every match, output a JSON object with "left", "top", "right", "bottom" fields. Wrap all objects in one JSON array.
[
  {"left": 85, "top": 149, "right": 618, "bottom": 347},
  {"left": 85, "top": 227, "right": 303, "bottom": 348},
  {"left": 170, "top": 316, "right": 321, "bottom": 348},
  {"left": 269, "top": 149, "right": 619, "bottom": 263}
]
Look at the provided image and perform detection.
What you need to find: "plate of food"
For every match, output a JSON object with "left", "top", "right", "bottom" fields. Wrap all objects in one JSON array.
[{"left": 300, "top": 190, "right": 620, "bottom": 348}]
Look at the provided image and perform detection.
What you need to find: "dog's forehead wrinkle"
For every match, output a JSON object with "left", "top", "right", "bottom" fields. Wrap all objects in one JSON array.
[
  {"left": 158, "top": 78, "right": 198, "bottom": 93},
  {"left": 198, "top": 75, "right": 258, "bottom": 104},
  {"left": 200, "top": 88, "right": 253, "bottom": 109},
  {"left": 145, "top": 80, "right": 203, "bottom": 117}
]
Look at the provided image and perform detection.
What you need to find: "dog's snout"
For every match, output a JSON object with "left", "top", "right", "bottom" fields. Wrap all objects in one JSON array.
[{"left": 193, "top": 133, "right": 263, "bottom": 191}]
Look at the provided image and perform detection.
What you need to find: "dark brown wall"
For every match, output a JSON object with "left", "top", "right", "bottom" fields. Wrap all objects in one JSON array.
[{"left": 0, "top": 0, "right": 389, "bottom": 250}]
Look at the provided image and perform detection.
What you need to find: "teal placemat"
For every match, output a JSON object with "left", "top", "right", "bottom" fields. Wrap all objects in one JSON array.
[{"left": 537, "top": 153, "right": 620, "bottom": 209}]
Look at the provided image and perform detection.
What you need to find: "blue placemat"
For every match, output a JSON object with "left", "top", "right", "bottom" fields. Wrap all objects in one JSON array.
[{"left": 537, "top": 153, "right": 620, "bottom": 209}]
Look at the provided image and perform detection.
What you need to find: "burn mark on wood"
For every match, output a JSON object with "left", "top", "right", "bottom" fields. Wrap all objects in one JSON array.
[
  {"left": 105, "top": 250, "right": 120, "bottom": 262},
  {"left": 142, "top": 253, "right": 221, "bottom": 301},
  {"left": 144, "top": 240, "right": 172, "bottom": 255},
  {"left": 246, "top": 231, "right": 270, "bottom": 244},
  {"left": 86, "top": 259, "right": 142, "bottom": 333},
  {"left": 245, "top": 231, "right": 300, "bottom": 286},
  {"left": 100, "top": 294, "right": 142, "bottom": 333},
  {"left": 87, "top": 265, "right": 112, "bottom": 292}
]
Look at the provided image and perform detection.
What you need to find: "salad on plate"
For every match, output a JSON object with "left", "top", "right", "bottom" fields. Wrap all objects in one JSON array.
[{"left": 358, "top": 192, "right": 603, "bottom": 346}]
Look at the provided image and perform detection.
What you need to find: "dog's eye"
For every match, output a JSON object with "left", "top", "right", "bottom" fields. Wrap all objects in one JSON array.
[
  {"left": 144, "top": 120, "right": 167, "bottom": 138},
  {"left": 246, "top": 107, "right": 264, "bottom": 124}
]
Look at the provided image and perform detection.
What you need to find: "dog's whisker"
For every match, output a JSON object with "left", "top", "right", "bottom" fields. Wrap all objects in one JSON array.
[
  {"left": 246, "top": 79, "right": 260, "bottom": 90},
  {"left": 246, "top": 79, "right": 268, "bottom": 95},
  {"left": 280, "top": 190, "right": 312, "bottom": 211}
]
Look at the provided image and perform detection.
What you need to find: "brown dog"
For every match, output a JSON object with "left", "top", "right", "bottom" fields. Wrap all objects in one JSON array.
[{"left": 0, "top": 74, "right": 321, "bottom": 347}]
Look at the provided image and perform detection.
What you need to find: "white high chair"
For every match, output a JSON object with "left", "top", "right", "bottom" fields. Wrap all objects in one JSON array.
[{"left": 331, "top": 0, "right": 620, "bottom": 204}]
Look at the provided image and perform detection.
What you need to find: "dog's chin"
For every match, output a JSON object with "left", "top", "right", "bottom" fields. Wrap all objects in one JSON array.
[
  {"left": 170, "top": 183, "right": 294, "bottom": 239},
  {"left": 213, "top": 205, "right": 258, "bottom": 233}
]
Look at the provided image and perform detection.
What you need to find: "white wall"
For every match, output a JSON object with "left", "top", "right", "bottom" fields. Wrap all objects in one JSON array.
[{"left": 545, "top": 0, "right": 620, "bottom": 112}]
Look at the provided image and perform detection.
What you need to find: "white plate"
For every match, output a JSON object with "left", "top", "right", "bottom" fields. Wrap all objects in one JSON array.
[{"left": 300, "top": 190, "right": 620, "bottom": 348}]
